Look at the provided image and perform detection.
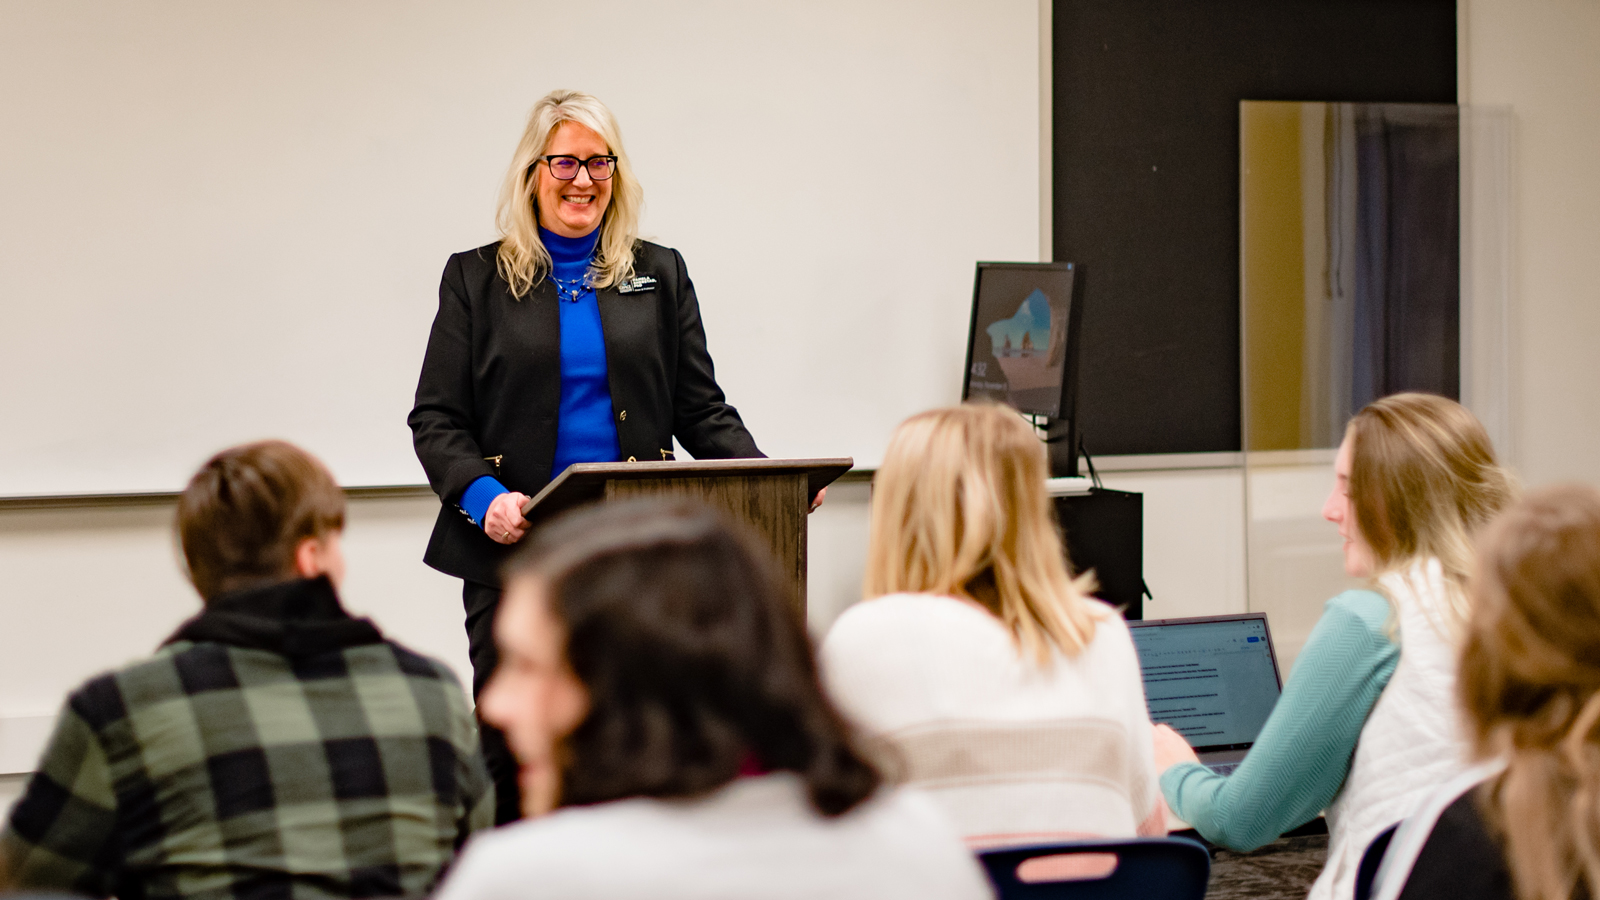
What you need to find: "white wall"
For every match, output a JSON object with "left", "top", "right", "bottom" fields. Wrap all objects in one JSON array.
[
  {"left": 0, "top": 0, "right": 1043, "bottom": 496},
  {"left": 1461, "top": 0, "right": 1600, "bottom": 488},
  {"left": 804, "top": 481, "right": 875, "bottom": 639},
  {"left": 0, "top": 776, "right": 23, "bottom": 822}
]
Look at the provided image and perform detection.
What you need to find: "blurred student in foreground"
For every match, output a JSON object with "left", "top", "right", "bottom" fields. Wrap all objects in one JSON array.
[
  {"left": 433, "top": 500, "right": 991, "bottom": 900},
  {"left": 0, "top": 440, "right": 491, "bottom": 900},
  {"left": 1371, "top": 484, "right": 1600, "bottom": 900},
  {"left": 820, "top": 403, "right": 1165, "bottom": 846}
]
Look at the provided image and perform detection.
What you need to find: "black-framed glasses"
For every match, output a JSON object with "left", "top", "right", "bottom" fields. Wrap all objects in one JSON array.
[{"left": 538, "top": 154, "right": 618, "bottom": 181}]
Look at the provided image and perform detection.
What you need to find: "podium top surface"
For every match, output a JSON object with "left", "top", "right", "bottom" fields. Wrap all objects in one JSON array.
[{"left": 521, "top": 457, "right": 854, "bottom": 522}]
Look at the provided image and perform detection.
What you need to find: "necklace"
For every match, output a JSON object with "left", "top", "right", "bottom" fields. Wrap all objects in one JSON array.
[{"left": 550, "top": 271, "right": 592, "bottom": 303}]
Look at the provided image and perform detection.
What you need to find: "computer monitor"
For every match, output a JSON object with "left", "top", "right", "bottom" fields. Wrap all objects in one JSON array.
[
  {"left": 961, "top": 262, "right": 1086, "bottom": 476},
  {"left": 1126, "top": 613, "right": 1283, "bottom": 755}
]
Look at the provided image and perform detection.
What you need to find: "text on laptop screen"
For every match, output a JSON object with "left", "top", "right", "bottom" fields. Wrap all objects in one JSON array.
[{"left": 1129, "top": 618, "right": 1280, "bottom": 750}]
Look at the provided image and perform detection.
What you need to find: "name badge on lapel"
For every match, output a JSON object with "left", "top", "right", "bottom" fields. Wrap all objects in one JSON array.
[{"left": 616, "top": 275, "right": 658, "bottom": 294}]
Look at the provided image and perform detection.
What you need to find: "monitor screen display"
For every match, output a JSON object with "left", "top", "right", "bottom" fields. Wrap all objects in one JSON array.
[
  {"left": 1128, "top": 615, "right": 1282, "bottom": 752},
  {"left": 962, "top": 262, "right": 1083, "bottom": 419}
]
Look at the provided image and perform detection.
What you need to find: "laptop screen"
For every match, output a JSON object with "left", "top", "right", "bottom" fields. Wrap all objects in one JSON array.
[{"left": 1128, "top": 615, "right": 1283, "bottom": 753}]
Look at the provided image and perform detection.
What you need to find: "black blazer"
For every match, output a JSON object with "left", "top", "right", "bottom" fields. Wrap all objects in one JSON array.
[{"left": 409, "top": 239, "right": 762, "bottom": 586}]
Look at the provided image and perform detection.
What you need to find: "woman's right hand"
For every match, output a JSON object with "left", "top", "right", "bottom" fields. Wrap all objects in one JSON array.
[
  {"left": 485, "top": 492, "right": 532, "bottom": 544},
  {"left": 1153, "top": 723, "right": 1202, "bottom": 773}
]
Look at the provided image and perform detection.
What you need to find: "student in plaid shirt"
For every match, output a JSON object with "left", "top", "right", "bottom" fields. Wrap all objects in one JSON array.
[{"left": 0, "top": 440, "right": 494, "bottom": 900}]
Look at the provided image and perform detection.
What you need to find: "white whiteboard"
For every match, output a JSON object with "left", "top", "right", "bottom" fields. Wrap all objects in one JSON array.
[{"left": 0, "top": 0, "right": 1044, "bottom": 496}]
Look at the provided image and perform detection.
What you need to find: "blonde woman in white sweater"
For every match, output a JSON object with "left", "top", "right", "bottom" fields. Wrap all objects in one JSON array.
[{"left": 820, "top": 403, "right": 1165, "bottom": 848}]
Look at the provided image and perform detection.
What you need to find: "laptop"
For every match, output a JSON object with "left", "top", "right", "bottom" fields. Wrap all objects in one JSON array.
[{"left": 1127, "top": 613, "right": 1283, "bottom": 775}]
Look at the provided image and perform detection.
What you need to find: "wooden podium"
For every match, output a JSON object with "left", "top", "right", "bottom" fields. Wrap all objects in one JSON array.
[{"left": 520, "top": 457, "right": 853, "bottom": 614}]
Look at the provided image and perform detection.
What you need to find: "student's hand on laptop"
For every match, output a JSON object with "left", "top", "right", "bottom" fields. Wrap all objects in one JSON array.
[
  {"left": 1153, "top": 723, "right": 1201, "bottom": 773},
  {"left": 486, "top": 492, "right": 532, "bottom": 545}
]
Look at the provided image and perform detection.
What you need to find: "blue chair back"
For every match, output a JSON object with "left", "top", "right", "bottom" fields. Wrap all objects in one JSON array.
[{"left": 979, "top": 836, "right": 1211, "bottom": 900}]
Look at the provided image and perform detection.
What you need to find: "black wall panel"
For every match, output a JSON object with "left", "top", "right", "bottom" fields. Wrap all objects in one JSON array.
[{"left": 1053, "top": 0, "right": 1456, "bottom": 455}]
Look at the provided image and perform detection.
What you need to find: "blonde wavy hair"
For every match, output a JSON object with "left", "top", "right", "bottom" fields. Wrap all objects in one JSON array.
[
  {"left": 495, "top": 89, "right": 644, "bottom": 297},
  {"left": 863, "top": 403, "right": 1102, "bottom": 665},
  {"left": 1346, "top": 392, "right": 1516, "bottom": 633},
  {"left": 1462, "top": 484, "right": 1600, "bottom": 900}
]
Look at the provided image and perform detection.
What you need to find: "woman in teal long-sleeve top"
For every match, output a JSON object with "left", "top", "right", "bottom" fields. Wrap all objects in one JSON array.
[
  {"left": 1154, "top": 394, "right": 1516, "bottom": 900},
  {"left": 1157, "top": 589, "right": 1398, "bottom": 848}
]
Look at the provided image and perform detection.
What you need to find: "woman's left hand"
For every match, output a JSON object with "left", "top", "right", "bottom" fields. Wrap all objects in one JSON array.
[
  {"left": 809, "top": 486, "right": 827, "bottom": 513},
  {"left": 486, "top": 491, "right": 532, "bottom": 545},
  {"left": 1153, "top": 723, "right": 1202, "bottom": 773}
]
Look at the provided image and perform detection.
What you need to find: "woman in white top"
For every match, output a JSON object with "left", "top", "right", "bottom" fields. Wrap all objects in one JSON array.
[
  {"left": 820, "top": 402, "right": 1165, "bottom": 847},
  {"left": 433, "top": 499, "right": 991, "bottom": 900}
]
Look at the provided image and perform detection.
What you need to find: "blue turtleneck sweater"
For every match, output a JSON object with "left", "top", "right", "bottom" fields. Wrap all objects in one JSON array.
[{"left": 460, "top": 227, "right": 622, "bottom": 528}]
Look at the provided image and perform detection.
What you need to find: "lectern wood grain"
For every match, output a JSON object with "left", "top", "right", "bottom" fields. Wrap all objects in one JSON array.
[
  {"left": 522, "top": 458, "right": 851, "bottom": 620},
  {"left": 606, "top": 474, "right": 809, "bottom": 616}
]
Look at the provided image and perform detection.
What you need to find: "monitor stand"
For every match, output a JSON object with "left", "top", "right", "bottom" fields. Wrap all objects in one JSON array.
[{"left": 1043, "top": 417, "right": 1078, "bottom": 478}]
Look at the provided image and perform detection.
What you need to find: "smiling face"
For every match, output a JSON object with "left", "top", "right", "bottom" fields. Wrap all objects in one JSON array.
[
  {"left": 1323, "top": 432, "right": 1376, "bottom": 578},
  {"left": 533, "top": 121, "right": 613, "bottom": 239},
  {"left": 479, "top": 576, "right": 590, "bottom": 814}
]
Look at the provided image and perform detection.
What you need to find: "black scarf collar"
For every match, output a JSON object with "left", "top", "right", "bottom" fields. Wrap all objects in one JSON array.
[{"left": 164, "top": 575, "right": 385, "bottom": 657}]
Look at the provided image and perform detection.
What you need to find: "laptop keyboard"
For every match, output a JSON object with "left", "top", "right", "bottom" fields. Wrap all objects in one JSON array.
[{"left": 1207, "top": 761, "right": 1240, "bottom": 776}]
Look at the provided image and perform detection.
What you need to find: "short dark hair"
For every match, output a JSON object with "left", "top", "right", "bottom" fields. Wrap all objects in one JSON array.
[
  {"left": 177, "top": 440, "right": 345, "bottom": 599},
  {"left": 505, "top": 499, "right": 881, "bottom": 817}
]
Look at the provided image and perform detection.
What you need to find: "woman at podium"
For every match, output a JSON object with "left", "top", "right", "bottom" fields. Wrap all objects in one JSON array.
[{"left": 408, "top": 89, "right": 761, "bottom": 823}]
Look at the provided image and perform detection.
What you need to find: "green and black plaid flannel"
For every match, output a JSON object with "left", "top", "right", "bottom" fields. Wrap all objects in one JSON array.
[{"left": 0, "top": 576, "right": 494, "bottom": 900}]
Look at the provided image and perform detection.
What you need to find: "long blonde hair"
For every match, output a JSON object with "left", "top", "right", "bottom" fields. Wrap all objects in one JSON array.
[
  {"left": 1462, "top": 484, "right": 1600, "bottom": 900},
  {"left": 1346, "top": 392, "right": 1516, "bottom": 631},
  {"left": 495, "top": 89, "right": 644, "bottom": 297},
  {"left": 863, "top": 403, "right": 1101, "bottom": 664}
]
